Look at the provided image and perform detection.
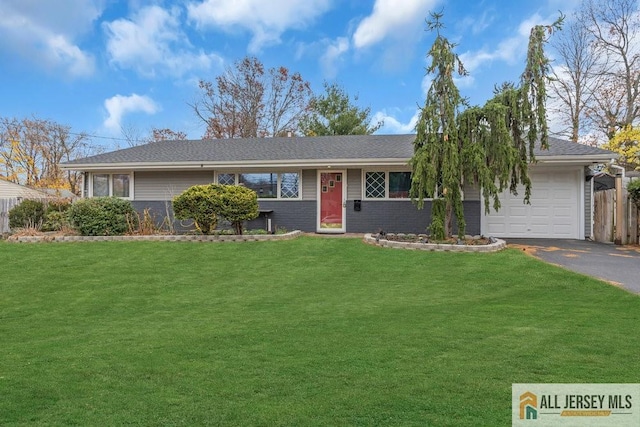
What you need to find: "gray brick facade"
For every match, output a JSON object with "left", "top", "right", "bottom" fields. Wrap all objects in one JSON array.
[{"left": 133, "top": 199, "right": 481, "bottom": 235}]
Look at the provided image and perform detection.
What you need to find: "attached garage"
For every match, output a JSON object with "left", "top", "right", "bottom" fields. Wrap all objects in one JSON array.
[{"left": 481, "top": 167, "right": 583, "bottom": 239}]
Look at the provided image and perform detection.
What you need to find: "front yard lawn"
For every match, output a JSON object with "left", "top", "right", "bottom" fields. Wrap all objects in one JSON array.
[{"left": 1, "top": 237, "right": 638, "bottom": 426}]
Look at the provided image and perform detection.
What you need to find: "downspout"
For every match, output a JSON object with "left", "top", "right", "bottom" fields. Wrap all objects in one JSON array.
[{"left": 610, "top": 160, "right": 626, "bottom": 245}]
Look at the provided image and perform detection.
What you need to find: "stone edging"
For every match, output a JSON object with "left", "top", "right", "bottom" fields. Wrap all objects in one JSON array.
[
  {"left": 8, "top": 230, "right": 302, "bottom": 243},
  {"left": 363, "top": 233, "right": 506, "bottom": 252}
]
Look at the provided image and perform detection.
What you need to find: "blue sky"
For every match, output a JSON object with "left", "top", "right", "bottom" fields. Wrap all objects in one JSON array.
[{"left": 0, "top": 0, "right": 580, "bottom": 149}]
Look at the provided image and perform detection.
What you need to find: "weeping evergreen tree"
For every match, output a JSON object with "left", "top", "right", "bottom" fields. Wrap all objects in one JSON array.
[{"left": 411, "top": 12, "right": 563, "bottom": 239}]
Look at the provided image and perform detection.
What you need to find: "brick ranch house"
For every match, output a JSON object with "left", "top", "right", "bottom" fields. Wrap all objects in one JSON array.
[{"left": 61, "top": 134, "right": 616, "bottom": 239}]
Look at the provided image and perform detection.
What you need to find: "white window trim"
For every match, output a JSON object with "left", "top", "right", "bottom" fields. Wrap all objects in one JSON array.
[
  {"left": 362, "top": 170, "right": 413, "bottom": 200},
  {"left": 88, "top": 172, "right": 134, "bottom": 200},
  {"left": 214, "top": 171, "right": 302, "bottom": 200},
  {"left": 361, "top": 170, "right": 467, "bottom": 201}
]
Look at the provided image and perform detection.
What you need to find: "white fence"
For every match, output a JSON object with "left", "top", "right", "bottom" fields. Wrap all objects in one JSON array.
[{"left": 1, "top": 198, "right": 20, "bottom": 234}]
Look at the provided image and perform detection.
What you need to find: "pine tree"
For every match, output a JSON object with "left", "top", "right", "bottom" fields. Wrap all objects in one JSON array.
[{"left": 411, "top": 12, "right": 563, "bottom": 239}]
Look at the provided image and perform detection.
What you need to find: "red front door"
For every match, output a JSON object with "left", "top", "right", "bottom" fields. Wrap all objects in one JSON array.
[{"left": 319, "top": 171, "right": 345, "bottom": 232}]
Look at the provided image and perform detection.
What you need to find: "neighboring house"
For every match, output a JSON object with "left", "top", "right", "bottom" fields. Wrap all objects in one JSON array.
[
  {"left": 60, "top": 134, "right": 616, "bottom": 239},
  {"left": 0, "top": 179, "right": 52, "bottom": 233}
]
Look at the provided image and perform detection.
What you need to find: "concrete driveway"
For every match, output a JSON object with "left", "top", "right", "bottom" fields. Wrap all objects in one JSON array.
[{"left": 506, "top": 239, "right": 640, "bottom": 294}]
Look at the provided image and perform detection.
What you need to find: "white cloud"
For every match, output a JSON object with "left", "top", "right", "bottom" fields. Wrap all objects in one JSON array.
[
  {"left": 353, "top": 0, "right": 438, "bottom": 49},
  {"left": 103, "top": 94, "right": 160, "bottom": 132},
  {"left": 320, "top": 37, "right": 350, "bottom": 78},
  {"left": 373, "top": 109, "right": 420, "bottom": 135},
  {"left": 187, "top": 0, "right": 332, "bottom": 53},
  {"left": 458, "top": 13, "right": 559, "bottom": 74},
  {"left": 0, "top": 0, "right": 101, "bottom": 77},
  {"left": 104, "top": 5, "right": 223, "bottom": 78}
]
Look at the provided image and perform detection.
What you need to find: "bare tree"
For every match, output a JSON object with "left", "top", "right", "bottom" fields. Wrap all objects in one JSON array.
[
  {"left": 120, "top": 122, "right": 146, "bottom": 147},
  {"left": 150, "top": 128, "right": 188, "bottom": 141},
  {"left": 190, "top": 56, "right": 312, "bottom": 139},
  {"left": 579, "top": 0, "right": 640, "bottom": 139},
  {"left": 0, "top": 116, "right": 94, "bottom": 194},
  {"left": 549, "top": 18, "right": 602, "bottom": 141}
]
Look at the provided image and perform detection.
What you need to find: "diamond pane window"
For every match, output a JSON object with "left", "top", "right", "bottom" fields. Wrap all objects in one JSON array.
[
  {"left": 365, "top": 172, "right": 385, "bottom": 198},
  {"left": 217, "top": 173, "right": 236, "bottom": 185},
  {"left": 280, "top": 172, "right": 299, "bottom": 198}
]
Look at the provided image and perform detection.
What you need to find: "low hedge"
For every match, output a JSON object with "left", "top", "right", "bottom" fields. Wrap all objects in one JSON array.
[{"left": 68, "top": 197, "right": 137, "bottom": 236}]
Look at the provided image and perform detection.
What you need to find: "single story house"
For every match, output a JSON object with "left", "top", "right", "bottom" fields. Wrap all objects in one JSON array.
[{"left": 60, "top": 134, "right": 616, "bottom": 239}]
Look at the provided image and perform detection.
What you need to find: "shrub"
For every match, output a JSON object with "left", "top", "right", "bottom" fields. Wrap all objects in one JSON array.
[
  {"left": 172, "top": 185, "right": 222, "bottom": 234},
  {"left": 68, "top": 197, "right": 138, "bottom": 236},
  {"left": 216, "top": 185, "right": 259, "bottom": 235},
  {"left": 46, "top": 199, "right": 72, "bottom": 214},
  {"left": 9, "top": 199, "right": 45, "bottom": 230},
  {"left": 172, "top": 184, "right": 259, "bottom": 235},
  {"left": 42, "top": 199, "right": 73, "bottom": 232},
  {"left": 628, "top": 179, "right": 640, "bottom": 208},
  {"left": 42, "top": 210, "right": 69, "bottom": 232}
]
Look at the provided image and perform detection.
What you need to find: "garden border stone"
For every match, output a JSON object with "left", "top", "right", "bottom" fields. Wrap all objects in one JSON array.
[
  {"left": 7, "top": 230, "right": 302, "bottom": 243},
  {"left": 363, "top": 233, "right": 506, "bottom": 252}
]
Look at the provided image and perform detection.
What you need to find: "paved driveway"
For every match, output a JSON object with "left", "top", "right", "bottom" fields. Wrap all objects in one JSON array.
[{"left": 506, "top": 239, "right": 640, "bottom": 294}]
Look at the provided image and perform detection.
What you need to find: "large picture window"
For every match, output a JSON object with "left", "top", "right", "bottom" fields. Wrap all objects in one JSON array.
[
  {"left": 364, "top": 170, "right": 412, "bottom": 199},
  {"left": 90, "top": 173, "right": 132, "bottom": 198},
  {"left": 216, "top": 171, "right": 300, "bottom": 199},
  {"left": 239, "top": 173, "right": 278, "bottom": 198}
]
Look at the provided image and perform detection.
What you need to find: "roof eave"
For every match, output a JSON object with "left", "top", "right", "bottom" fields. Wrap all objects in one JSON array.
[
  {"left": 60, "top": 158, "right": 412, "bottom": 171},
  {"left": 535, "top": 154, "right": 617, "bottom": 164}
]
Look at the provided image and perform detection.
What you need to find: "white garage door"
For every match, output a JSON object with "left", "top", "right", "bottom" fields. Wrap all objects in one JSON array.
[{"left": 481, "top": 168, "right": 581, "bottom": 238}]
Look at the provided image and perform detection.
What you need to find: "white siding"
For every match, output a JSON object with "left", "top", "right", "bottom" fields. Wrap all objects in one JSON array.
[
  {"left": 134, "top": 171, "right": 215, "bottom": 201},
  {"left": 0, "top": 180, "right": 49, "bottom": 199}
]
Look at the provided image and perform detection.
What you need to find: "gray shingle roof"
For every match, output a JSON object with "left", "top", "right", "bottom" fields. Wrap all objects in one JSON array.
[{"left": 63, "top": 134, "right": 615, "bottom": 166}]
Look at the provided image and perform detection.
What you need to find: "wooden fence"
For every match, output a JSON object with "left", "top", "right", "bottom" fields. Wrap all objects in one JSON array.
[
  {"left": 0, "top": 198, "right": 20, "bottom": 234},
  {"left": 593, "top": 181, "right": 639, "bottom": 245},
  {"left": 593, "top": 189, "right": 615, "bottom": 242}
]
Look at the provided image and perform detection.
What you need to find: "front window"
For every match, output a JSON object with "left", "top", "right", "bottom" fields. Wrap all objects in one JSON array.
[
  {"left": 280, "top": 172, "right": 299, "bottom": 198},
  {"left": 364, "top": 171, "right": 412, "bottom": 199},
  {"left": 91, "top": 173, "right": 132, "bottom": 198},
  {"left": 239, "top": 173, "right": 278, "bottom": 198},
  {"left": 217, "top": 173, "right": 236, "bottom": 186},
  {"left": 217, "top": 171, "right": 300, "bottom": 199},
  {"left": 389, "top": 172, "right": 411, "bottom": 198},
  {"left": 112, "top": 174, "right": 130, "bottom": 198},
  {"left": 365, "top": 171, "right": 386, "bottom": 198},
  {"left": 92, "top": 174, "right": 109, "bottom": 197}
]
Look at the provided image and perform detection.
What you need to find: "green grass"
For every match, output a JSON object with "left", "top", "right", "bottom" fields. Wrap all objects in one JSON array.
[{"left": 1, "top": 237, "right": 638, "bottom": 426}]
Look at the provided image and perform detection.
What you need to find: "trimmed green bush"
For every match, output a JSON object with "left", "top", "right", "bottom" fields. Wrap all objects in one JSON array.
[
  {"left": 172, "top": 184, "right": 259, "bottom": 235},
  {"left": 172, "top": 185, "right": 222, "bottom": 234},
  {"left": 216, "top": 185, "right": 259, "bottom": 235},
  {"left": 9, "top": 199, "right": 45, "bottom": 230},
  {"left": 68, "top": 197, "right": 137, "bottom": 236}
]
